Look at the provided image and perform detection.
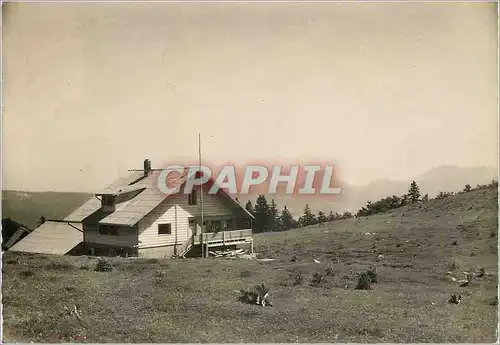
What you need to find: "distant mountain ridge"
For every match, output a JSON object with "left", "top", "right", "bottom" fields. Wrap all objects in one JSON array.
[
  {"left": 2, "top": 165, "right": 497, "bottom": 226},
  {"left": 2, "top": 191, "right": 92, "bottom": 229},
  {"left": 236, "top": 165, "right": 498, "bottom": 217}
]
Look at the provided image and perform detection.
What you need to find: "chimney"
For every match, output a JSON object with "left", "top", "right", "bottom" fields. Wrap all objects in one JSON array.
[
  {"left": 144, "top": 159, "right": 152, "bottom": 176},
  {"left": 102, "top": 195, "right": 116, "bottom": 212}
]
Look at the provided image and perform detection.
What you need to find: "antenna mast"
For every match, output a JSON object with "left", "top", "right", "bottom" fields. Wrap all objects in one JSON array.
[{"left": 199, "top": 133, "right": 205, "bottom": 258}]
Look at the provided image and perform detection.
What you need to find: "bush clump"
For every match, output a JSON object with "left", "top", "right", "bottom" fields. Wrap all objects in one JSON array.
[
  {"left": 239, "top": 284, "right": 272, "bottom": 306},
  {"left": 355, "top": 272, "right": 372, "bottom": 290},
  {"left": 325, "top": 267, "right": 335, "bottom": 276},
  {"left": 46, "top": 262, "right": 73, "bottom": 271},
  {"left": 281, "top": 270, "right": 303, "bottom": 287},
  {"left": 310, "top": 272, "right": 324, "bottom": 287},
  {"left": 94, "top": 258, "right": 113, "bottom": 272},
  {"left": 292, "top": 271, "right": 303, "bottom": 285},
  {"left": 20, "top": 269, "right": 34, "bottom": 278},
  {"left": 239, "top": 270, "right": 252, "bottom": 278},
  {"left": 355, "top": 268, "right": 378, "bottom": 290},
  {"left": 366, "top": 267, "right": 378, "bottom": 283}
]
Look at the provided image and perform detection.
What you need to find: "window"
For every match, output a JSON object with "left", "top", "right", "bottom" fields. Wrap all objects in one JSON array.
[
  {"left": 99, "top": 225, "right": 118, "bottom": 236},
  {"left": 204, "top": 220, "right": 223, "bottom": 233},
  {"left": 188, "top": 188, "right": 197, "bottom": 205},
  {"left": 158, "top": 223, "right": 172, "bottom": 235}
]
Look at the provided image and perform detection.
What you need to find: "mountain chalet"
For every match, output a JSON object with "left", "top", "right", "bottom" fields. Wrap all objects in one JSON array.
[{"left": 9, "top": 160, "right": 255, "bottom": 258}]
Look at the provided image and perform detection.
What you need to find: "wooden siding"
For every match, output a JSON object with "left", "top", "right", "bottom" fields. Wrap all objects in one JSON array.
[
  {"left": 138, "top": 186, "right": 245, "bottom": 249},
  {"left": 84, "top": 224, "right": 137, "bottom": 247},
  {"left": 176, "top": 186, "right": 236, "bottom": 218},
  {"left": 137, "top": 203, "right": 192, "bottom": 249},
  {"left": 139, "top": 245, "right": 180, "bottom": 258}
]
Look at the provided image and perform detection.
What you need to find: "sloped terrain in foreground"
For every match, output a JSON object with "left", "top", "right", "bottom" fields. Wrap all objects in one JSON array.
[{"left": 2, "top": 187, "right": 498, "bottom": 342}]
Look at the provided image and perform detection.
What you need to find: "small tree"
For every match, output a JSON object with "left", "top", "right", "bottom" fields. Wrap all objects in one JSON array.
[
  {"left": 436, "top": 191, "right": 453, "bottom": 200},
  {"left": 268, "top": 199, "right": 279, "bottom": 231},
  {"left": 407, "top": 181, "right": 421, "bottom": 203},
  {"left": 275, "top": 214, "right": 284, "bottom": 231},
  {"left": 463, "top": 184, "right": 472, "bottom": 192},
  {"left": 245, "top": 201, "right": 255, "bottom": 216},
  {"left": 400, "top": 194, "right": 409, "bottom": 207},
  {"left": 37, "top": 216, "right": 46, "bottom": 227},
  {"left": 422, "top": 194, "right": 429, "bottom": 202},
  {"left": 281, "top": 206, "right": 294, "bottom": 230},
  {"left": 341, "top": 211, "right": 353, "bottom": 219},
  {"left": 317, "top": 211, "right": 328, "bottom": 223},
  {"left": 299, "top": 204, "right": 316, "bottom": 227}
]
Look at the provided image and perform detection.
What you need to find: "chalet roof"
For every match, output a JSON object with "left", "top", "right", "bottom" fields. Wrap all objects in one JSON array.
[
  {"left": 99, "top": 169, "right": 192, "bottom": 226},
  {"left": 95, "top": 184, "right": 147, "bottom": 196},
  {"left": 206, "top": 180, "right": 255, "bottom": 220},
  {"left": 64, "top": 172, "right": 145, "bottom": 222},
  {"left": 64, "top": 169, "right": 193, "bottom": 226},
  {"left": 65, "top": 167, "right": 254, "bottom": 227},
  {"left": 8, "top": 221, "right": 82, "bottom": 255}
]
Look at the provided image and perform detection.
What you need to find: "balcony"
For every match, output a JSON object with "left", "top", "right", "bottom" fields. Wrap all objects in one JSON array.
[{"left": 194, "top": 229, "right": 253, "bottom": 247}]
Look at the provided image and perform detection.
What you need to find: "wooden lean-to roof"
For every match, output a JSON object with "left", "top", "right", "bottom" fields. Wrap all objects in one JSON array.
[{"left": 8, "top": 221, "right": 83, "bottom": 255}]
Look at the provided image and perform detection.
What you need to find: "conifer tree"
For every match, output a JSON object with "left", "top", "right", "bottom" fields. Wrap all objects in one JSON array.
[
  {"left": 300, "top": 204, "right": 316, "bottom": 227},
  {"left": 254, "top": 195, "right": 270, "bottom": 232},
  {"left": 268, "top": 199, "right": 279, "bottom": 231},
  {"left": 245, "top": 201, "right": 255, "bottom": 216},
  {"left": 281, "top": 206, "right": 294, "bottom": 230},
  {"left": 407, "top": 181, "right": 421, "bottom": 203}
]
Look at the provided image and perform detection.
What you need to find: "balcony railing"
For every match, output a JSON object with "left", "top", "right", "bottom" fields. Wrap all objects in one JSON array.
[{"left": 194, "top": 229, "right": 252, "bottom": 245}]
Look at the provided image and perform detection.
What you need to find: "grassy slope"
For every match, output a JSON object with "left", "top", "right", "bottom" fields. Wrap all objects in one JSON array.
[{"left": 2, "top": 187, "right": 498, "bottom": 343}]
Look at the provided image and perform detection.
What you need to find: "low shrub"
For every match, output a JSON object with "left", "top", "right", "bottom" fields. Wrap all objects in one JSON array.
[
  {"left": 94, "top": 258, "right": 113, "bottom": 272},
  {"left": 325, "top": 267, "right": 335, "bottom": 276},
  {"left": 448, "top": 294, "right": 462, "bottom": 304},
  {"left": 310, "top": 272, "right": 324, "bottom": 287},
  {"left": 239, "top": 284, "right": 272, "bottom": 306},
  {"left": 239, "top": 270, "right": 252, "bottom": 278},
  {"left": 355, "top": 269, "right": 377, "bottom": 290},
  {"left": 366, "top": 267, "right": 378, "bottom": 283},
  {"left": 46, "top": 262, "right": 72, "bottom": 271},
  {"left": 20, "top": 269, "right": 34, "bottom": 278},
  {"left": 292, "top": 271, "right": 303, "bottom": 286},
  {"left": 281, "top": 270, "right": 303, "bottom": 287}
]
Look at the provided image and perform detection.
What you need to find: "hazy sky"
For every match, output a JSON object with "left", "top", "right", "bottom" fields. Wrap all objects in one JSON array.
[{"left": 3, "top": 2, "right": 498, "bottom": 192}]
